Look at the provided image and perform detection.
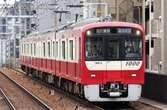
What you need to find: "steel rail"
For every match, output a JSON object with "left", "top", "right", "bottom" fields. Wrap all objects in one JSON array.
[
  {"left": 0, "top": 88, "right": 16, "bottom": 110},
  {"left": 11, "top": 68, "right": 104, "bottom": 110},
  {"left": 0, "top": 71, "right": 53, "bottom": 110}
]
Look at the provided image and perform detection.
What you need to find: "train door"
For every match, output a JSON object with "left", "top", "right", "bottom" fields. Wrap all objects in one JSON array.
[{"left": 105, "top": 36, "right": 123, "bottom": 81}]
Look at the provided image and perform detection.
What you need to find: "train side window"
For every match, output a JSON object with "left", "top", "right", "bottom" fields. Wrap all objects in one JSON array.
[
  {"left": 22, "top": 44, "right": 23, "bottom": 55},
  {"left": 27, "top": 44, "right": 29, "bottom": 55},
  {"left": 34, "top": 43, "right": 36, "bottom": 56},
  {"left": 27, "top": 44, "right": 28, "bottom": 55},
  {"left": 56, "top": 41, "right": 58, "bottom": 59},
  {"left": 43, "top": 42, "right": 46, "bottom": 57},
  {"left": 21, "top": 44, "right": 22, "bottom": 55},
  {"left": 21, "top": 44, "right": 22, "bottom": 54},
  {"left": 28, "top": 44, "right": 30, "bottom": 55},
  {"left": 36, "top": 42, "right": 42, "bottom": 57},
  {"left": 48, "top": 42, "right": 51, "bottom": 58},
  {"left": 69, "top": 40, "right": 74, "bottom": 60},
  {"left": 39, "top": 42, "right": 41, "bottom": 57},
  {"left": 36, "top": 43, "right": 38, "bottom": 57},
  {"left": 31, "top": 44, "right": 33, "bottom": 56},
  {"left": 28, "top": 44, "right": 29, "bottom": 55},
  {"left": 79, "top": 37, "right": 81, "bottom": 60},
  {"left": 50, "top": 41, "right": 53, "bottom": 58},
  {"left": 23, "top": 44, "right": 25, "bottom": 55},
  {"left": 62, "top": 41, "right": 65, "bottom": 60},
  {"left": 53, "top": 41, "right": 55, "bottom": 58},
  {"left": 32, "top": 43, "right": 34, "bottom": 56},
  {"left": 25, "top": 44, "right": 26, "bottom": 55},
  {"left": 25, "top": 44, "right": 27, "bottom": 55}
]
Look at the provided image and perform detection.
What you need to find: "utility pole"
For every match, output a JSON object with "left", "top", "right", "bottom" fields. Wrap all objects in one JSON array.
[
  {"left": 161, "top": 0, "right": 167, "bottom": 74},
  {"left": 116, "top": 0, "right": 119, "bottom": 21},
  {"left": 142, "top": 0, "right": 145, "bottom": 29},
  {"left": 0, "top": 40, "right": 2, "bottom": 67},
  {"left": 149, "top": 0, "right": 152, "bottom": 71}
]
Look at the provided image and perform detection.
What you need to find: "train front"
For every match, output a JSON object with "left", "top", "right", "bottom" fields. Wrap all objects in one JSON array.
[{"left": 81, "top": 22, "right": 144, "bottom": 102}]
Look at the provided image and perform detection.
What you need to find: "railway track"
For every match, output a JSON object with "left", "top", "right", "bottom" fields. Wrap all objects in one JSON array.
[
  {"left": 9, "top": 68, "right": 137, "bottom": 110},
  {"left": 0, "top": 70, "right": 53, "bottom": 110},
  {"left": 9, "top": 68, "right": 103, "bottom": 110},
  {"left": 0, "top": 88, "right": 16, "bottom": 110}
]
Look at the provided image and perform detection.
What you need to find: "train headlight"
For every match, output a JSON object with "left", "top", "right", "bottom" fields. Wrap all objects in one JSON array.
[
  {"left": 86, "top": 30, "right": 92, "bottom": 36},
  {"left": 136, "top": 30, "right": 141, "bottom": 36}
]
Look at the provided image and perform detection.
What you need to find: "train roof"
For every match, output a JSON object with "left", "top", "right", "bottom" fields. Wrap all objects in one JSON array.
[{"left": 21, "top": 18, "right": 144, "bottom": 42}]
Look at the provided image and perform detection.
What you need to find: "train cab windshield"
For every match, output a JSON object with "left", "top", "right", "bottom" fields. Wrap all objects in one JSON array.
[{"left": 85, "top": 27, "right": 142, "bottom": 61}]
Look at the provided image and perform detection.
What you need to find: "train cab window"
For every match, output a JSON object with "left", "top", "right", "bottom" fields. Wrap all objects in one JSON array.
[
  {"left": 62, "top": 41, "right": 65, "bottom": 59},
  {"left": 124, "top": 38, "right": 142, "bottom": 59},
  {"left": 69, "top": 40, "right": 73, "bottom": 60},
  {"left": 85, "top": 37, "right": 103, "bottom": 60}
]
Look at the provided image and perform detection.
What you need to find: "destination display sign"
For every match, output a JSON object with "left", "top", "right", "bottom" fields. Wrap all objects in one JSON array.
[
  {"left": 117, "top": 28, "right": 132, "bottom": 34},
  {"left": 86, "top": 27, "right": 140, "bottom": 36}
]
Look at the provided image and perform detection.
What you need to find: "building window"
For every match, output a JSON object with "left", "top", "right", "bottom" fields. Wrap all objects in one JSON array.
[
  {"left": 16, "top": 39, "right": 19, "bottom": 46},
  {"left": 16, "top": 48, "right": 19, "bottom": 58},
  {"left": 62, "top": 41, "right": 65, "bottom": 59},
  {"left": 69, "top": 40, "right": 73, "bottom": 60}
]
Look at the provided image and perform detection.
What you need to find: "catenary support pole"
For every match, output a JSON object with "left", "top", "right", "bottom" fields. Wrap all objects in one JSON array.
[
  {"left": 161, "top": 0, "right": 167, "bottom": 74},
  {"left": 149, "top": 0, "right": 152, "bottom": 71}
]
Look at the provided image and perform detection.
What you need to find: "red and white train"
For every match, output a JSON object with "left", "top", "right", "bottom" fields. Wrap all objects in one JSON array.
[{"left": 20, "top": 20, "right": 145, "bottom": 102}]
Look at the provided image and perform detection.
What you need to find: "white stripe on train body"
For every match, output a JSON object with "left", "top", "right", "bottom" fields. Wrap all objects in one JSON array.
[{"left": 85, "top": 61, "right": 142, "bottom": 71}]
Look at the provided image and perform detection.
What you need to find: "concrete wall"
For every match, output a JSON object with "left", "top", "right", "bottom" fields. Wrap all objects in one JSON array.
[
  {"left": 142, "top": 72, "right": 167, "bottom": 103},
  {"left": 152, "top": 38, "right": 161, "bottom": 71},
  {"left": 161, "top": 0, "right": 167, "bottom": 74},
  {"left": 154, "top": 0, "right": 161, "bottom": 18}
]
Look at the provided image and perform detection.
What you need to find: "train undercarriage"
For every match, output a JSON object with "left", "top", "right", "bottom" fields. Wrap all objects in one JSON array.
[{"left": 21, "top": 65, "right": 142, "bottom": 102}]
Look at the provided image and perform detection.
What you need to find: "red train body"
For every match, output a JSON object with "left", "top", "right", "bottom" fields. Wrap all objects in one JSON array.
[{"left": 20, "top": 21, "right": 145, "bottom": 102}]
